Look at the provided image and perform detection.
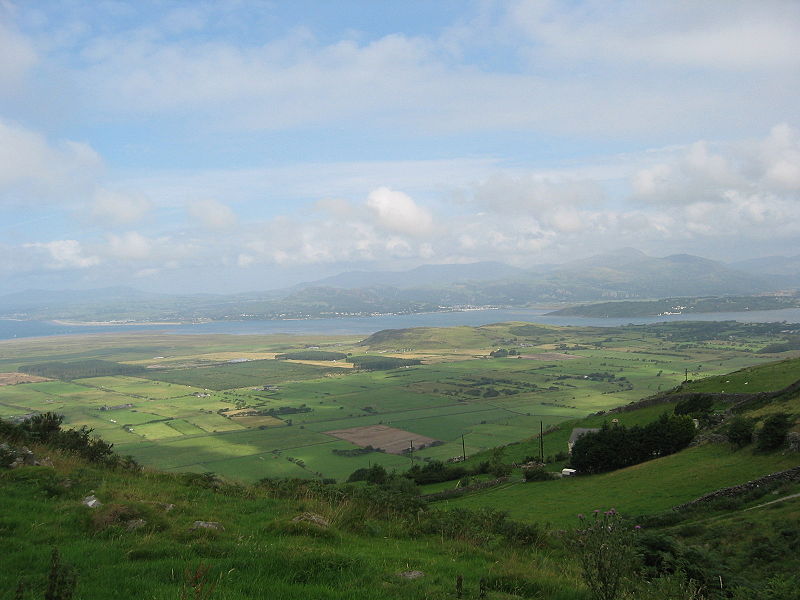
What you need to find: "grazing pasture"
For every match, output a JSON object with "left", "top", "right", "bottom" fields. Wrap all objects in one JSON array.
[{"left": 0, "top": 320, "right": 794, "bottom": 481}]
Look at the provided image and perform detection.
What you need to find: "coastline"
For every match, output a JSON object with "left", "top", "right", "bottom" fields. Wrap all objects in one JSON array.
[{"left": 50, "top": 319, "right": 186, "bottom": 327}]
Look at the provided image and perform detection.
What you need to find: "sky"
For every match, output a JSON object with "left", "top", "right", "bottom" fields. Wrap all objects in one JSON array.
[{"left": 1, "top": 0, "right": 799, "bottom": 294}]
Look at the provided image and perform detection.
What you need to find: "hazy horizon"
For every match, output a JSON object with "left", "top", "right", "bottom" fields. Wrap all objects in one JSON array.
[{"left": 2, "top": 1, "right": 799, "bottom": 294}]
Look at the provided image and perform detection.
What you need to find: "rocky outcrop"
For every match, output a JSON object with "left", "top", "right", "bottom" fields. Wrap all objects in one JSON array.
[{"left": 0, "top": 443, "right": 53, "bottom": 469}]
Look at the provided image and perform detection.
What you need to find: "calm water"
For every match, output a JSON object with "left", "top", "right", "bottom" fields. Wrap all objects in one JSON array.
[{"left": 2, "top": 307, "right": 800, "bottom": 341}]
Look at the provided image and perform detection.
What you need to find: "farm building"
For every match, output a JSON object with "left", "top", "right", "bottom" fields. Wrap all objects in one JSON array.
[{"left": 567, "top": 427, "right": 600, "bottom": 453}]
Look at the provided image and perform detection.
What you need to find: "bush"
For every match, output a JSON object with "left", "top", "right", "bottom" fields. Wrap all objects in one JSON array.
[
  {"left": 756, "top": 413, "right": 793, "bottom": 451},
  {"left": 726, "top": 416, "right": 755, "bottom": 448},
  {"left": 568, "top": 509, "right": 640, "bottom": 600},
  {"left": 674, "top": 395, "right": 714, "bottom": 416},
  {"left": 1, "top": 414, "right": 115, "bottom": 465},
  {"left": 732, "top": 575, "right": 800, "bottom": 600},
  {"left": 522, "top": 466, "right": 554, "bottom": 482}
]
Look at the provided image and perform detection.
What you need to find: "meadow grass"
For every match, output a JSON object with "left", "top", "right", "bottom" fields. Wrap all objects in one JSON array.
[
  {"left": 1, "top": 323, "right": 796, "bottom": 482},
  {"left": 445, "top": 442, "right": 800, "bottom": 526}
]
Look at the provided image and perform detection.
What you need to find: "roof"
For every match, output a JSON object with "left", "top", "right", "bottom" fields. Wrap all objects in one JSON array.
[{"left": 568, "top": 427, "right": 601, "bottom": 445}]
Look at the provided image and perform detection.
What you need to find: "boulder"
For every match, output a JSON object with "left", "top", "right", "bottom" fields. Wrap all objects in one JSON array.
[
  {"left": 20, "top": 447, "right": 37, "bottom": 466},
  {"left": 190, "top": 521, "right": 224, "bottom": 531},
  {"left": 398, "top": 570, "right": 425, "bottom": 580},
  {"left": 82, "top": 495, "right": 102, "bottom": 508},
  {"left": 126, "top": 519, "right": 147, "bottom": 531},
  {"left": 291, "top": 512, "right": 329, "bottom": 528}
]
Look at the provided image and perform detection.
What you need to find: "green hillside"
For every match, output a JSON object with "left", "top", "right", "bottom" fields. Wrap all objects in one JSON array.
[{"left": 2, "top": 355, "right": 800, "bottom": 599}]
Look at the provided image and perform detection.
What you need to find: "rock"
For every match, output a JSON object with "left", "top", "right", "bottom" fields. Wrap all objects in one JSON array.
[
  {"left": 190, "top": 521, "right": 224, "bottom": 531},
  {"left": 126, "top": 519, "right": 147, "bottom": 531},
  {"left": 20, "top": 447, "right": 36, "bottom": 466},
  {"left": 36, "top": 457, "right": 54, "bottom": 468},
  {"left": 291, "top": 512, "right": 329, "bottom": 528},
  {"left": 83, "top": 495, "right": 102, "bottom": 508},
  {"left": 144, "top": 501, "right": 175, "bottom": 512},
  {"left": 786, "top": 432, "right": 800, "bottom": 453},
  {"left": 399, "top": 570, "right": 425, "bottom": 580}
]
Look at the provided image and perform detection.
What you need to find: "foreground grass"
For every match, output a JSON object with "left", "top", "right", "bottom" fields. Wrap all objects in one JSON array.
[{"left": 0, "top": 450, "right": 587, "bottom": 600}]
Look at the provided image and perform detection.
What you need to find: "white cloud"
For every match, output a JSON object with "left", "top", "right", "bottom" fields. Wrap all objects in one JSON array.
[
  {"left": 0, "top": 118, "right": 101, "bottom": 200},
  {"left": 51, "top": 2, "right": 797, "bottom": 140},
  {"left": 0, "top": 22, "right": 37, "bottom": 91},
  {"left": 186, "top": 198, "right": 236, "bottom": 229},
  {"left": 107, "top": 231, "right": 153, "bottom": 260},
  {"left": 366, "top": 187, "right": 433, "bottom": 236},
  {"left": 24, "top": 239, "right": 99, "bottom": 269},
  {"left": 509, "top": 0, "right": 800, "bottom": 71},
  {"left": 237, "top": 253, "right": 255, "bottom": 267},
  {"left": 91, "top": 187, "right": 152, "bottom": 225}
]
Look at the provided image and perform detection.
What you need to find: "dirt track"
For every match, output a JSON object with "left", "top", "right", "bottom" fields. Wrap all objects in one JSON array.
[{"left": 518, "top": 353, "right": 580, "bottom": 361}]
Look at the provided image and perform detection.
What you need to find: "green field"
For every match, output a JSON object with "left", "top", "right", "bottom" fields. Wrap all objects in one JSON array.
[
  {"left": 0, "top": 321, "right": 796, "bottom": 482},
  {"left": 444, "top": 443, "right": 800, "bottom": 526}
]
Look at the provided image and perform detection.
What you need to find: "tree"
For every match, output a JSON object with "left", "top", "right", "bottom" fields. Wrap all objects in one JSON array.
[
  {"left": 727, "top": 416, "right": 755, "bottom": 449},
  {"left": 756, "top": 413, "right": 793, "bottom": 451}
]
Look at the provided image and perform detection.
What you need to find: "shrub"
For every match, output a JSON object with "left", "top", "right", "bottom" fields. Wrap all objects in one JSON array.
[
  {"left": 726, "top": 416, "right": 755, "bottom": 449},
  {"left": 522, "top": 466, "right": 554, "bottom": 482},
  {"left": 756, "top": 413, "right": 793, "bottom": 451},
  {"left": 674, "top": 395, "right": 714, "bottom": 417},
  {"left": 568, "top": 509, "right": 640, "bottom": 600}
]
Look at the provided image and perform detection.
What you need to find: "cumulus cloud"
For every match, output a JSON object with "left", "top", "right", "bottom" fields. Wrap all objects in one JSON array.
[
  {"left": 0, "top": 22, "right": 37, "bottom": 91},
  {"left": 631, "top": 124, "right": 800, "bottom": 205},
  {"left": 107, "top": 231, "right": 153, "bottom": 260},
  {"left": 91, "top": 188, "right": 152, "bottom": 225},
  {"left": 24, "top": 240, "right": 99, "bottom": 269},
  {"left": 35, "top": 0, "right": 792, "bottom": 141},
  {"left": 186, "top": 198, "right": 237, "bottom": 229},
  {"left": 366, "top": 187, "right": 433, "bottom": 236},
  {"left": 0, "top": 118, "right": 101, "bottom": 200}
]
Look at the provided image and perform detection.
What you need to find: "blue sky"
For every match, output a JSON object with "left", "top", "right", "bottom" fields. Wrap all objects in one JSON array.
[{"left": 1, "top": 0, "right": 799, "bottom": 293}]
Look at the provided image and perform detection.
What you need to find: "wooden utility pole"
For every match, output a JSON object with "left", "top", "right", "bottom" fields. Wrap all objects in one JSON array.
[
  {"left": 540, "top": 421, "right": 544, "bottom": 462},
  {"left": 461, "top": 434, "right": 466, "bottom": 461},
  {"left": 409, "top": 439, "right": 413, "bottom": 464}
]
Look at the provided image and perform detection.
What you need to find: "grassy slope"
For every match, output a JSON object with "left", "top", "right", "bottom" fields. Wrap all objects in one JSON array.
[
  {"left": 440, "top": 357, "right": 800, "bottom": 525},
  {"left": 3, "top": 343, "right": 800, "bottom": 598},
  {"left": 0, "top": 452, "right": 586, "bottom": 600},
  {"left": 444, "top": 444, "right": 800, "bottom": 526}
]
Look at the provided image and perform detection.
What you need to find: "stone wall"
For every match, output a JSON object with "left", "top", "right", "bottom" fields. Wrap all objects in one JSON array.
[
  {"left": 672, "top": 465, "right": 800, "bottom": 511},
  {"left": 604, "top": 377, "right": 800, "bottom": 416},
  {"left": 422, "top": 476, "right": 510, "bottom": 502}
]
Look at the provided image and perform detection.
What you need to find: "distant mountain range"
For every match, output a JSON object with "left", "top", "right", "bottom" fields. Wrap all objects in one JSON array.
[
  {"left": 307, "top": 261, "right": 528, "bottom": 289},
  {"left": 1, "top": 249, "right": 798, "bottom": 322}
]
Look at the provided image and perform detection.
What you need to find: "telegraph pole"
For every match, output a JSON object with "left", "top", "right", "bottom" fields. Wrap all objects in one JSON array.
[
  {"left": 461, "top": 434, "right": 466, "bottom": 461},
  {"left": 539, "top": 421, "right": 544, "bottom": 463}
]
